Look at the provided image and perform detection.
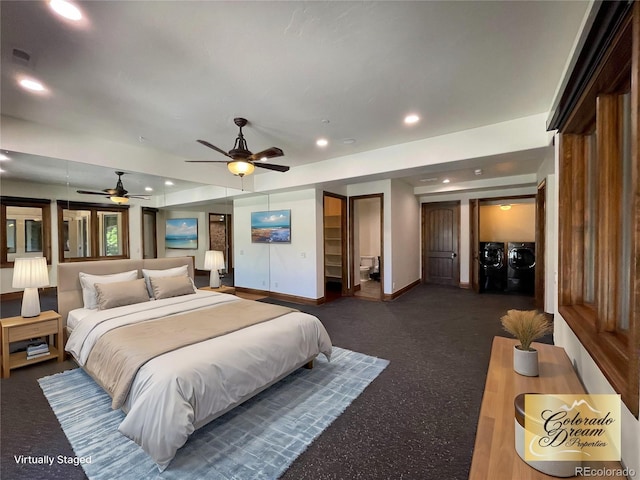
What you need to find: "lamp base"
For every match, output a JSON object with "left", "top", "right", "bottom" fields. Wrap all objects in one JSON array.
[
  {"left": 21, "top": 287, "right": 41, "bottom": 318},
  {"left": 209, "top": 270, "right": 221, "bottom": 289}
]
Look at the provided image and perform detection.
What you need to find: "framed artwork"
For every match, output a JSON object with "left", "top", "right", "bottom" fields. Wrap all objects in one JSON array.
[
  {"left": 251, "top": 210, "right": 291, "bottom": 243},
  {"left": 165, "top": 218, "right": 198, "bottom": 249},
  {"left": 6, "top": 219, "right": 16, "bottom": 253},
  {"left": 25, "top": 219, "right": 43, "bottom": 252}
]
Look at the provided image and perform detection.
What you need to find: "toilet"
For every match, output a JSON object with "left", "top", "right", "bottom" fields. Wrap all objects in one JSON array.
[{"left": 360, "top": 256, "right": 376, "bottom": 282}]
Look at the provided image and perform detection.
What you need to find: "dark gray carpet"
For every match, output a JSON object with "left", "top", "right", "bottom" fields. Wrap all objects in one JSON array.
[{"left": 1, "top": 282, "right": 545, "bottom": 480}]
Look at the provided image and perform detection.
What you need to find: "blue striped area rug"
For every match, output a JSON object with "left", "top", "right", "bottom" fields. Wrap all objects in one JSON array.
[{"left": 39, "top": 347, "right": 389, "bottom": 480}]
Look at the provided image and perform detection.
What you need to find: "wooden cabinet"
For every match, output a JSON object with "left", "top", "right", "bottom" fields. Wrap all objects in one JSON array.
[{"left": 1, "top": 310, "right": 63, "bottom": 378}]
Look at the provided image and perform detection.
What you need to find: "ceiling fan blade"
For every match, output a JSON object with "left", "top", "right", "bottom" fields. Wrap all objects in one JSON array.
[
  {"left": 254, "top": 163, "right": 290, "bottom": 172},
  {"left": 248, "top": 147, "right": 284, "bottom": 162},
  {"left": 77, "top": 190, "right": 110, "bottom": 195},
  {"left": 185, "top": 160, "right": 230, "bottom": 164},
  {"left": 197, "top": 140, "right": 232, "bottom": 158}
]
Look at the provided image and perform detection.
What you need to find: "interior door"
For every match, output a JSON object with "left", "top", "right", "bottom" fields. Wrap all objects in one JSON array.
[
  {"left": 422, "top": 201, "right": 460, "bottom": 286},
  {"left": 470, "top": 199, "right": 480, "bottom": 292}
]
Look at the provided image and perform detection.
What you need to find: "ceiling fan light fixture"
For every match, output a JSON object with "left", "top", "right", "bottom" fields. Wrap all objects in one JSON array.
[
  {"left": 110, "top": 196, "right": 129, "bottom": 205},
  {"left": 228, "top": 160, "right": 255, "bottom": 177}
]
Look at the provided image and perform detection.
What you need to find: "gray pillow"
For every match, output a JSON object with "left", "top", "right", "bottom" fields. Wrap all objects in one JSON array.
[
  {"left": 150, "top": 275, "right": 196, "bottom": 300},
  {"left": 94, "top": 278, "right": 150, "bottom": 310}
]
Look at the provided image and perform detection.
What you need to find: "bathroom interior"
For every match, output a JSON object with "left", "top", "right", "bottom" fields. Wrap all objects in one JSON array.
[
  {"left": 353, "top": 196, "right": 382, "bottom": 300},
  {"left": 478, "top": 198, "right": 536, "bottom": 296}
]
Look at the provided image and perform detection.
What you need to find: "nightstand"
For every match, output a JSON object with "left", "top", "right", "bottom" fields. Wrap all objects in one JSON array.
[
  {"left": 199, "top": 285, "right": 236, "bottom": 295},
  {"left": 1, "top": 310, "right": 63, "bottom": 378}
]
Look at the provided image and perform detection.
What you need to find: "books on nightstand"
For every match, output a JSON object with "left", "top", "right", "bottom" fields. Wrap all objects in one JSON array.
[{"left": 26, "top": 341, "right": 50, "bottom": 360}]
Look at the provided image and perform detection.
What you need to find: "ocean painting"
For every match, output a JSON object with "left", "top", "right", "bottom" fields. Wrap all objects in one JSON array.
[
  {"left": 251, "top": 210, "right": 291, "bottom": 243},
  {"left": 165, "top": 218, "right": 198, "bottom": 249}
]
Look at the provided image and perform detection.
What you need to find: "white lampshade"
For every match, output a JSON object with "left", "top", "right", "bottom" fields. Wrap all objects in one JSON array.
[
  {"left": 12, "top": 257, "right": 49, "bottom": 318},
  {"left": 204, "top": 250, "right": 226, "bottom": 288}
]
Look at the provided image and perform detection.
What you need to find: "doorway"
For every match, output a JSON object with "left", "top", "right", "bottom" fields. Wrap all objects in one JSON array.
[
  {"left": 349, "top": 194, "right": 383, "bottom": 301},
  {"left": 469, "top": 195, "right": 537, "bottom": 296},
  {"left": 209, "top": 212, "right": 233, "bottom": 281},
  {"left": 422, "top": 201, "right": 460, "bottom": 286},
  {"left": 323, "top": 192, "right": 347, "bottom": 301}
]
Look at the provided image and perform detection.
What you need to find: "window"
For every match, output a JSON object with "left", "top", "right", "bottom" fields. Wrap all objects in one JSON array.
[
  {"left": 6, "top": 219, "right": 16, "bottom": 253},
  {"left": 553, "top": 4, "right": 638, "bottom": 417},
  {"left": 25, "top": 219, "right": 43, "bottom": 252},
  {"left": 0, "top": 197, "right": 52, "bottom": 266},
  {"left": 57, "top": 201, "right": 129, "bottom": 262}
]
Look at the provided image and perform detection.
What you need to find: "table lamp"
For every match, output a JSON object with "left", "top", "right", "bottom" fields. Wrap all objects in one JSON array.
[
  {"left": 12, "top": 257, "right": 49, "bottom": 317},
  {"left": 204, "top": 250, "right": 225, "bottom": 288}
]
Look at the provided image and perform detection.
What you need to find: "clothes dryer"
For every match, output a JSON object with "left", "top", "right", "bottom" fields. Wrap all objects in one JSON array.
[
  {"left": 479, "top": 242, "right": 507, "bottom": 293},
  {"left": 507, "top": 242, "right": 535, "bottom": 295}
]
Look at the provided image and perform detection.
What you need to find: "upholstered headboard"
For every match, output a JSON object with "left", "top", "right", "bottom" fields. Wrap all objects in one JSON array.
[{"left": 57, "top": 257, "right": 194, "bottom": 327}]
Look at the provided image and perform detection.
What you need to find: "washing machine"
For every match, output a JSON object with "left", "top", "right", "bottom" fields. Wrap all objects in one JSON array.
[
  {"left": 479, "top": 242, "right": 507, "bottom": 293},
  {"left": 507, "top": 242, "right": 535, "bottom": 295}
]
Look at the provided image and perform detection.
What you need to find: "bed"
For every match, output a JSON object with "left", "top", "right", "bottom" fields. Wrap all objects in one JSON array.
[{"left": 57, "top": 257, "right": 332, "bottom": 471}]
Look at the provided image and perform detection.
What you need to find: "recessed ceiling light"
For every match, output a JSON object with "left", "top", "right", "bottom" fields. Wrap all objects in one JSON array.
[
  {"left": 316, "top": 138, "right": 328, "bottom": 147},
  {"left": 404, "top": 114, "right": 420, "bottom": 125},
  {"left": 164, "top": 180, "right": 174, "bottom": 186},
  {"left": 49, "top": 0, "right": 82, "bottom": 21},
  {"left": 18, "top": 77, "right": 46, "bottom": 92},
  {"left": 474, "top": 168, "right": 483, "bottom": 176},
  {"left": 145, "top": 187, "right": 153, "bottom": 192},
  {"left": 442, "top": 178, "right": 450, "bottom": 184},
  {"left": 259, "top": 157, "right": 268, "bottom": 162},
  {"left": 0, "top": 154, "right": 9, "bottom": 161},
  {"left": 500, "top": 204, "right": 512, "bottom": 211},
  {"left": 342, "top": 138, "right": 356, "bottom": 145}
]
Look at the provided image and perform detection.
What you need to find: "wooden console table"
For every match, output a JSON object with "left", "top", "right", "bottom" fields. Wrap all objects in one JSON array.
[{"left": 469, "top": 336, "right": 626, "bottom": 480}]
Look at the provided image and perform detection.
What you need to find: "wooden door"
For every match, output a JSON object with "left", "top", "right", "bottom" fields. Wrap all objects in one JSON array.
[
  {"left": 470, "top": 199, "right": 480, "bottom": 293},
  {"left": 422, "top": 202, "right": 460, "bottom": 286}
]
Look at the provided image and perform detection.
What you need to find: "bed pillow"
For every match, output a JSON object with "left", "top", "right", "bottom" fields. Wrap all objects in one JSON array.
[
  {"left": 79, "top": 270, "right": 138, "bottom": 309},
  {"left": 150, "top": 275, "right": 196, "bottom": 300},
  {"left": 142, "top": 265, "right": 189, "bottom": 297},
  {"left": 95, "top": 278, "right": 150, "bottom": 310}
]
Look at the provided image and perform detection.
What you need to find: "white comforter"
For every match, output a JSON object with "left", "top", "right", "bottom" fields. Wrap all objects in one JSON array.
[{"left": 65, "top": 291, "right": 333, "bottom": 471}]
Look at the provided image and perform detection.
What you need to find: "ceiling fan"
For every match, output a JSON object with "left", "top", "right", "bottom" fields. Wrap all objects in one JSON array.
[
  {"left": 76, "top": 171, "right": 150, "bottom": 205},
  {"left": 187, "top": 117, "right": 289, "bottom": 177}
]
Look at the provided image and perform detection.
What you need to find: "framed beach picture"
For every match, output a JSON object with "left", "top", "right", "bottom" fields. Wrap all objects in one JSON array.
[
  {"left": 165, "top": 218, "right": 198, "bottom": 249},
  {"left": 251, "top": 210, "right": 291, "bottom": 243}
]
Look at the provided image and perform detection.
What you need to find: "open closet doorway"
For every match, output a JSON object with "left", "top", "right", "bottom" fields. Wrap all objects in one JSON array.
[
  {"left": 349, "top": 194, "right": 383, "bottom": 301},
  {"left": 323, "top": 192, "right": 347, "bottom": 302}
]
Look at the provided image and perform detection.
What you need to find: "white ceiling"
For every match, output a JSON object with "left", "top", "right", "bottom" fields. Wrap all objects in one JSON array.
[{"left": 0, "top": 1, "right": 589, "bottom": 201}]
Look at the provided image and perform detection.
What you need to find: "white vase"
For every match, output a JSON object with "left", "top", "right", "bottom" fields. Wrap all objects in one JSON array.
[{"left": 513, "top": 345, "right": 539, "bottom": 376}]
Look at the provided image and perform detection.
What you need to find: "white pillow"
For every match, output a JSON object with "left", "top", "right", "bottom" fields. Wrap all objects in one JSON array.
[
  {"left": 142, "top": 265, "right": 189, "bottom": 297},
  {"left": 79, "top": 270, "right": 138, "bottom": 309}
]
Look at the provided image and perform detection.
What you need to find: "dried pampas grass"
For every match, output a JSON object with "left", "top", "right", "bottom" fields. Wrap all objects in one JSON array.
[{"left": 500, "top": 309, "right": 552, "bottom": 351}]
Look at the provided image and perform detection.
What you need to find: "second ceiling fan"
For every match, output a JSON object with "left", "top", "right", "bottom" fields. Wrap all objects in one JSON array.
[{"left": 187, "top": 117, "right": 289, "bottom": 177}]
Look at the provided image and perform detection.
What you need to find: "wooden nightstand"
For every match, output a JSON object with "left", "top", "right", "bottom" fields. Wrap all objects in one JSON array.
[
  {"left": 199, "top": 285, "right": 236, "bottom": 295},
  {"left": 1, "top": 310, "right": 63, "bottom": 378}
]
